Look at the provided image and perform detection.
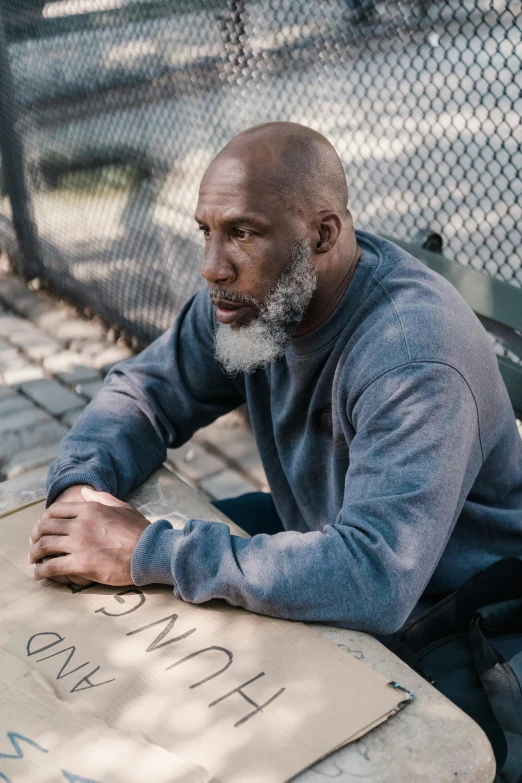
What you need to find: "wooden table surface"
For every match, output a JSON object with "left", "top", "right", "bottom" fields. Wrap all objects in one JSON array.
[{"left": 0, "top": 465, "right": 496, "bottom": 783}]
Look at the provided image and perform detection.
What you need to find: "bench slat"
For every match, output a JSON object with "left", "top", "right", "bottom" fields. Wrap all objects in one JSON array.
[
  {"left": 382, "top": 236, "right": 522, "bottom": 334},
  {"left": 497, "top": 357, "right": 522, "bottom": 417}
]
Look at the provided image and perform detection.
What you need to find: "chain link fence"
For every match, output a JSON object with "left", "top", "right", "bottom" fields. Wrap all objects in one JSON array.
[{"left": 0, "top": 0, "right": 520, "bottom": 344}]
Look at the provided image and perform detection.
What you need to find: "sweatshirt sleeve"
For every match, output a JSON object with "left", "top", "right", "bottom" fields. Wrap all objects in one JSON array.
[
  {"left": 46, "top": 289, "right": 243, "bottom": 505},
  {"left": 131, "top": 361, "right": 484, "bottom": 635}
]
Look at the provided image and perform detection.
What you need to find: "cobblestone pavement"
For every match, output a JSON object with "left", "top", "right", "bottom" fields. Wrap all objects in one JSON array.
[{"left": 0, "top": 266, "right": 268, "bottom": 499}]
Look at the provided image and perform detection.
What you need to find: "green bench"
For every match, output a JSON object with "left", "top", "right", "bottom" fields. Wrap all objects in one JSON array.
[{"left": 381, "top": 234, "right": 522, "bottom": 417}]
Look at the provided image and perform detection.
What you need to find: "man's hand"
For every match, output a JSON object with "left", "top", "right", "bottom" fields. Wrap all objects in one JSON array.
[
  {"left": 40, "top": 484, "right": 96, "bottom": 587},
  {"left": 29, "top": 488, "right": 150, "bottom": 586}
]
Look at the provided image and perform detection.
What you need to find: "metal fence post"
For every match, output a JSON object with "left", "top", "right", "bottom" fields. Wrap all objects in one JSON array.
[
  {"left": 0, "top": 2, "right": 42, "bottom": 279},
  {"left": 219, "top": 0, "right": 246, "bottom": 82}
]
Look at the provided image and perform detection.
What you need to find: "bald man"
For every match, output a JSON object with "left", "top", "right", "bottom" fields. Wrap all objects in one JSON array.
[{"left": 32, "top": 123, "right": 522, "bottom": 635}]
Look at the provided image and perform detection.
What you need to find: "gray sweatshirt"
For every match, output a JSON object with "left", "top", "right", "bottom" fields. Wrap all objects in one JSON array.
[{"left": 47, "top": 232, "right": 522, "bottom": 635}]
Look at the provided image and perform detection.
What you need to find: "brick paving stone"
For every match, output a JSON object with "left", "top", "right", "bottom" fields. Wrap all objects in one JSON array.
[
  {"left": 35, "top": 309, "right": 71, "bottom": 333},
  {"left": 0, "top": 337, "right": 19, "bottom": 357},
  {"left": 49, "top": 318, "right": 107, "bottom": 343},
  {"left": 0, "top": 313, "right": 28, "bottom": 337},
  {"left": 0, "top": 432, "right": 20, "bottom": 462},
  {"left": 0, "top": 355, "right": 45, "bottom": 385},
  {"left": 196, "top": 420, "right": 255, "bottom": 456},
  {"left": 61, "top": 408, "right": 85, "bottom": 428},
  {"left": 67, "top": 338, "right": 102, "bottom": 354},
  {"left": 0, "top": 420, "right": 68, "bottom": 461},
  {"left": 3, "top": 440, "right": 62, "bottom": 480},
  {"left": 0, "top": 278, "right": 54, "bottom": 323},
  {"left": 20, "top": 378, "right": 85, "bottom": 416},
  {"left": 7, "top": 292, "right": 54, "bottom": 322},
  {"left": 8, "top": 324, "right": 39, "bottom": 340},
  {"left": 44, "top": 350, "right": 101, "bottom": 384},
  {"left": 0, "top": 393, "right": 33, "bottom": 417},
  {"left": 74, "top": 378, "right": 104, "bottom": 400},
  {"left": 199, "top": 468, "right": 258, "bottom": 500},
  {"left": 68, "top": 340, "right": 132, "bottom": 372},
  {"left": 195, "top": 414, "right": 267, "bottom": 487},
  {"left": 0, "top": 405, "right": 51, "bottom": 436},
  {"left": 9, "top": 327, "right": 62, "bottom": 361},
  {"left": 231, "top": 450, "right": 267, "bottom": 488},
  {"left": 0, "top": 387, "right": 17, "bottom": 400},
  {"left": 195, "top": 409, "right": 251, "bottom": 444},
  {"left": 166, "top": 442, "right": 226, "bottom": 482},
  {"left": 18, "top": 419, "right": 68, "bottom": 450},
  {"left": 93, "top": 344, "right": 133, "bottom": 373},
  {"left": 67, "top": 339, "right": 103, "bottom": 362},
  {"left": 0, "top": 275, "right": 32, "bottom": 306}
]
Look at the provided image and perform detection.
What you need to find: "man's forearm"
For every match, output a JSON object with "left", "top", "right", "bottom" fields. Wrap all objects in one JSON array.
[
  {"left": 47, "top": 292, "right": 244, "bottom": 506},
  {"left": 46, "top": 369, "right": 172, "bottom": 505},
  {"left": 130, "top": 517, "right": 418, "bottom": 635}
]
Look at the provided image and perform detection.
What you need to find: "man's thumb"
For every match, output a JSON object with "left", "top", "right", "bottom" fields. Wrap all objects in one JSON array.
[{"left": 80, "top": 487, "right": 130, "bottom": 508}]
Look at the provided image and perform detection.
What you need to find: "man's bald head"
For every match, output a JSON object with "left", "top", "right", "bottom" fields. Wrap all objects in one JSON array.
[
  {"left": 196, "top": 122, "right": 360, "bottom": 369},
  {"left": 204, "top": 122, "right": 349, "bottom": 216}
]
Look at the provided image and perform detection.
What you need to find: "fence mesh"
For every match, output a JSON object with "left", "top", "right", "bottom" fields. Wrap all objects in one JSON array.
[{"left": 0, "top": 0, "right": 520, "bottom": 344}]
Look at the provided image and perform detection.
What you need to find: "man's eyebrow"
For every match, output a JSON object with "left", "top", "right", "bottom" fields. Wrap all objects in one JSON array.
[{"left": 194, "top": 214, "right": 269, "bottom": 228}]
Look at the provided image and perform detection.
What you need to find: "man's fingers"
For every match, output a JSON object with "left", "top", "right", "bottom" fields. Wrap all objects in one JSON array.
[
  {"left": 68, "top": 576, "right": 94, "bottom": 587},
  {"left": 41, "top": 565, "right": 92, "bottom": 588},
  {"left": 29, "top": 535, "right": 71, "bottom": 564},
  {"left": 37, "top": 558, "right": 92, "bottom": 588},
  {"left": 31, "top": 500, "right": 97, "bottom": 544},
  {"left": 33, "top": 554, "right": 76, "bottom": 581},
  {"left": 39, "top": 556, "right": 72, "bottom": 585},
  {"left": 30, "top": 516, "right": 71, "bottom": 545},
  {"left": 43, "top": 502, "right": 84, "bottom": 519}
]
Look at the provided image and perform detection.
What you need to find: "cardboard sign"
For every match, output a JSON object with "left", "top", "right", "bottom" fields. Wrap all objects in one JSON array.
[
  {"left": 0, "top": 650, "right": 208, "bottom": 783},
  {"left": 0, "top": 501, "right": 411, "bottom": 783}
]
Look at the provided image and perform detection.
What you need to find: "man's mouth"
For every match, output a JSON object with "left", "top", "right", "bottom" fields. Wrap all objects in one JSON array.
[{"left": 211, "top": 297, "right": 257, "bottom": 326}]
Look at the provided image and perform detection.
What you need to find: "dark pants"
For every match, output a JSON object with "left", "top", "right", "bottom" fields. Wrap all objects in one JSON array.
[{"left": 212, "top": 492, "right": 284, "bottom": 537}]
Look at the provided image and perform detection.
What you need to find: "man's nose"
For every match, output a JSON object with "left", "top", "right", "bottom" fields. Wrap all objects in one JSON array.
[{"left": 200, "top": 240, "right": 236, "bottom": 286}]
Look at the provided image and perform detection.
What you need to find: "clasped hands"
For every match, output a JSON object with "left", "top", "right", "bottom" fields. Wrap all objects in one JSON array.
[{"left": 28, "top": 485, "right": 150, "bottom": 587}]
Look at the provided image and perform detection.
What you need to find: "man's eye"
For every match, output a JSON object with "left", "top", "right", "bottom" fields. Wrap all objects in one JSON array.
[
  {"left": 232, "top": 228, "right": 251, "bottom": 239},
  {"left": 198, "top": 226, "right": 210, "bottom": 238}
]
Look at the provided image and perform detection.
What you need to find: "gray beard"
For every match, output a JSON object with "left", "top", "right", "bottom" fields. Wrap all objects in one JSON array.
[{"left": 214, "top": 239, "right": 317, "bottom": 375}]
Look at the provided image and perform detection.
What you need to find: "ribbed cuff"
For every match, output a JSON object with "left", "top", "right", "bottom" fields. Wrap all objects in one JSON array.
[
  {"left": 46, "top": 467, "right": 114, "bottom": 507},
  {"left": 131, "top": 519, "right": 182, "bottom": 587}
]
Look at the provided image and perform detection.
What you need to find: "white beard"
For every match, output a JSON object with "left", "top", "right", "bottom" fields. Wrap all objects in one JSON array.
[{"left": 214, "top": 240, "right": 317, "bottom": 375}]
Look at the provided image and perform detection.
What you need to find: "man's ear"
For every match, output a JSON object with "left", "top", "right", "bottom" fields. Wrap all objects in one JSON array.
[{"left": 313, "top": 211, "right": 343, "bottom": 254}]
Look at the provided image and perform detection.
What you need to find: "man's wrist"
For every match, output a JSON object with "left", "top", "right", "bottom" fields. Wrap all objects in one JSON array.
[
  {"left": 46, "top": 468, "right": 113, "bottom": 507},
  {"left": 131, "top": 519, "right": 181, "bottom": 588},
  {"left": 55, "top": 484, "right": 94, "bottom": 502}
]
